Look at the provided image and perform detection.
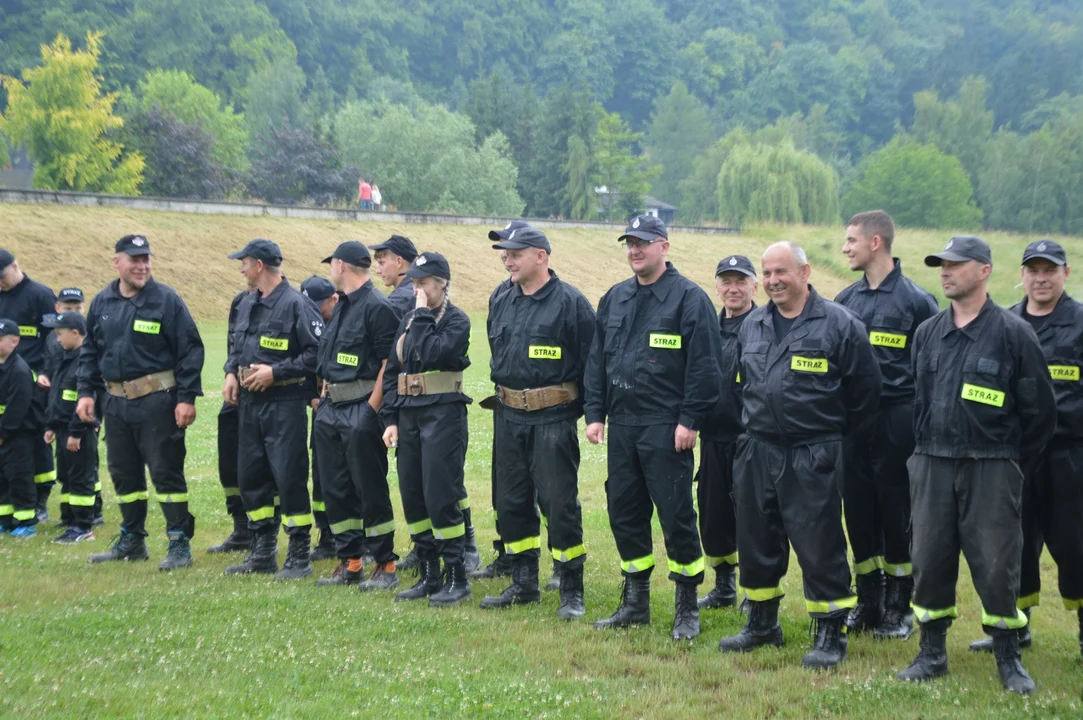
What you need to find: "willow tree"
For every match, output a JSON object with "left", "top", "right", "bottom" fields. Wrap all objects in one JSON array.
[{"left": 717, "top": 139, "right": 839, "bottom": 226}]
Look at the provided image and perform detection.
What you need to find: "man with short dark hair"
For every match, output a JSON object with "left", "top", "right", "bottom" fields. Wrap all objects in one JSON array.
[
  {"left": 370, "top": 235, "right": 419, "bottom": 317},
  {"left": 836, "top": 210, "right": 939, "bottom": 640},
  {"left": 222, "top": 239, "right": 322, "bottom": 581},
  {"left": 899, "top": 236, "right": 1055, "bottom": 695},
  {"left": 78, "top": 235, "right": 205, "bottom": 570}
]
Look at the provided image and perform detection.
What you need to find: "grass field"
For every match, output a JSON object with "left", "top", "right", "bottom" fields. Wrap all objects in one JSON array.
[{"left": 1, "top": 204, "right": 1083, "bottom": 717}]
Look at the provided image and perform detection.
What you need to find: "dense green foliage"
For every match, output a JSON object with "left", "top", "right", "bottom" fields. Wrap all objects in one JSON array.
[{"left": 0, "top": 1, "right": 1080, "bottom": 228}]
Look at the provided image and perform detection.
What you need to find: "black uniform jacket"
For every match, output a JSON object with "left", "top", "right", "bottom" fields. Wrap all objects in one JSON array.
[
  {"left": 46, "top": 346, "right": 97, "bottom": 436},
  {"left": 0, "top": 353, "right": 38, "bottom": 440},
  {"left": 701, "top": 303, "right": 755, "bottom": 443},
  {"left": 0, "top": 275, "right": 57, "bottom": 372},
  {"left": 316, "top": 281, "right": 398, "bottom": 391}
]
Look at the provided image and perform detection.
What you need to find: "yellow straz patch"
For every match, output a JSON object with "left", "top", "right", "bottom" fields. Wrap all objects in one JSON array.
[
  {"left": 528, "top": 345, "right": 562, "bottom": 359},
  {"left": 336, "top": 352, "right": 358, "bottom": 367},
  {"left": 791, "top": 356, "right": 828, "bottom": 373},
  {"left": 62, "top": 389, "right": 78, "bottom": 401},
  {"left": 260, "top": 336, "right": 289, "bottom": 351},
  {"left": 961, "top": 383, "right": 1005, "bottom": 407},
  {"left": 649, "top": 334, "right": 681, "bottom": 349},
  {"left": 132, "top": 320, "right": 161, "bottom": 334},
  {"left": 870, "top": 331, "right": 907, "bottom": 348},
  {"left": 1049, "top": 365, "right": 1081, "bottom": 381},
  {"left": 18, "top": 326, "right": 38, "bottom": 337}
]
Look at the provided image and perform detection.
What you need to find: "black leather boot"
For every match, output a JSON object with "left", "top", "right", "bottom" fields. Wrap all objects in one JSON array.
[
  {"left": 557, "top": 565, "right": 586, "bottom": 620},
  {"left": 316, "top": 558, "right": 363, "bottom": 586},
  {"left": 874, "top": 575, "right": 915, "bottom": 640},
  {"left": 274, "top": 533, "right": 313, "bottom": 580},
  {"left": 698, "top": 564, "right": 737, "bottom": 609},
  {"left": 802, "top": 613, "right": 849, "bottom": 669},
  {"left": 223, "top": 527, "right": 278, "bottom": 575},
  {"left": 471, "top": 545, "right": 513, "bottom": 579},
  {"left": 897, "top": 618, "right": 951, "bottom": 682},
  {"left": 463, "top": 524, "right": 481, "bottom": 574},
  {"left": 719, "top": 598, "right": 785, "bottom": 652},
  {"left": 970, "top": 608, "right": 1031, "bottom": 652},
  {"left": 207, "top": 516, "right": 252, "bottom": 554},
  {"left": 395, "top": 556, "right": 442, "bottom": 601},
  {"left": 158, "top": 534, "right": 193, "bottom": 571},
  {"left": 846, "top": 569, "right": 884, "bottom": 633},
  {"left": 88, "top": 530, "right": 150, "bottom": 564},
  {"left": 594, "top": 573, "right": 651, "bottom": 629},
  {"left": 545, "top": 561, "right": 563, "bottom": 592},
  {"left": 672, "top": 582, "right": 701, "bottom": 640},
  {"left": 430, "top": 562, "right": 472, "bottom": 607},
  {"left": 309, "top": 529, "right": 335, "bottom": 562},
  {"left": 992, "top": 628, "right": 1036, "bottom": 694},
  {"left": 481, "top": 555, "right": 542, "bottom": 609}
]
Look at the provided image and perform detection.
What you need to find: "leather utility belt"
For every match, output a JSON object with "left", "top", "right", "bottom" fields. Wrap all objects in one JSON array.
[
  {"left": 497, "top": 381, "right": 578, "bottom": 412},
  {"left": 326, "top": 378, "right": 377, "bottom": 404},
  {"left": 106, "top": 370, "right": 176, "bottom": 400},
  {"left": 239, "top": 366, "right": 306, "bottom": 389},
  {"left": 397, "top": 371, "right": 463, "bottom": 397}
]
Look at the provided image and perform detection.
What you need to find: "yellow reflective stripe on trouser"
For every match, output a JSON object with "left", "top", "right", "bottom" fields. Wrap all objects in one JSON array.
[
  {"left": 552, "top": 544, "right": 586, "bottom": 563},
  {"left": 433, "top": 523, "right": 465, "bottom": 540},
  {"left": 1063, "top": 597, "right": 1083, "bottom": 611},
  {"left": 59, "top": 493, "right": 71, "bottom": 504},
  {"left": 806, "top": 596, "right": 858, "bottom": 614},
  {"left": 13, "top": 509, "right": 36, "bottom": 521},
  {"left": 668, "top": 556, "right": 705, "bottom": 577},
  {"left": 94, "top": 481, "right": 102, "bottom": 493},
  {"left": 283, "top": 513, "right": 313, "bottom": 528},
  {"left": 247, "top": 506, "right": 276, "bottom": 522},
  {"left": 706, "top": 553, "right": 738, "bottom": 567},
  {"left": 273, "top": 496, "right": 281, "bottom": 507},
  {"left": 69, "top": 495, "right": 96, "bottom": 507},
  {"left": 1017, "top": 592, "right": 1041, "bottom": 610},
  {"left": 408, "top": 518, "right": 432, "bottom": 535},
  {"left": 854, "top": 556, "right": 884, "bottom": 575},
  {"left": 117, "top": 491, "right": 149, "bottom": 504},
  {"left": 0, "top": 504, "right": 13, "bottom": 515},
  {"left": 911, "top": 604, "right": 959, "bottom": 623},
  {"left": 330, "top": 518, "right": 364, "bottom": 534},
  {"left": 222, "top": 487, "right": 240, "bottom": 498},
  {"left": 621, "top": 555, "right": 655, "bottom": 573},
  {"left": 539, "top": 512, "right": 548, "bottom": 528},
  {"left": 311, "top": 501, "right": 326, "bottom": 512},
  {"left": 157, "top": 494, "right": 188, "bottom": 503},
  {"left": 35, "top": 471, "right": 57, "bottom": 484},
  {"left": 982, "top": 607, "right": 1028, "bottom": 630},
  {"left": 366, "top": 520, "right": 395, "bottom": 538},
  {"left": 883, "top": 561, "right": 912, "bottom": 577},
  {"left": 741, "top": 586, "right": 785, "bottom": 602},
  {"left": 505, "top": 536, "right": 542, "bottom": 555},
  {"left": 458, "top": 498, "right": 470, "bottom": 511}
]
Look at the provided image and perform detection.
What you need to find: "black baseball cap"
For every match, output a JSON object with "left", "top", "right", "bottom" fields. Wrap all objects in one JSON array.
[
  {"left": 1022, "top": 239, "right": 1067, "bottom": 266},
  {"left": 488, "top": 220, "right": 533, "bottom": 242},
  {"left": 0, "top": 318, "right": 20, "bottom": 337},
  {"left": 924, "top": 236, "right": 993, "bottom": 267},
  {"left": 369, "top": 235, "right": 418, "bottom": 262},
  {"left": 300, "top": 276, "right": 336, "bottom": 303},
  {"left": 0, "top": 249, "right": 13, "bottom": 272},
  {"left": 322, "top": 241, "right": 371, "bottom": 266},
  {"left": 57, "top": 287, "right": 85, "bottom": 303},
  {"left": 42, "top": 312, "right": 87, "bottom": 334},
  {"left": 402, "top": 251, "right": 451, "bottom": 281},
  {"left": 116, "top": 234, "right": 152, "bottom": 256},
  {"left": 492, "top": 227, "right": 552, "bottom": 253},
  {"left": 618, "top": 215, "right": 668, "bottom": 244},
  {"left": 716, "top": 255, "right": 756, "bottom": 278},
  {"left": 228, "top": 239, "right": 283, "bottom": 266}
]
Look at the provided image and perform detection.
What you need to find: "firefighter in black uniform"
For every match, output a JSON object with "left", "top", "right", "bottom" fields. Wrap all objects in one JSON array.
[
  {"left": 970, "top": 240, "right": 1083, "bottom": 657},
  {"left": 697, "top": 255, "right": 758, "bottom": 610},
  {"left": 585, "top": 215, "right": 720, "bottom": 641},
  {"left": 313, "top": 243, "right": 401, "bottom": 590},
  {"left": 42, "top": 311, "right": 100, "bottom": 543},
  {"left": 0, "top": 318, "right": 39, "bottom": 536},
  {"left": 381, "top": 252, "right": 474, "bottom": 607},
  {"left": 835, "top": 211, "right": 939, "bottom": 640},
  {"left": 481, "top": 227, "right": 594, "bottom": 619},
  {"left": 720, "top": 241, "right": 881, "bottom": 669},
  {"left": 78, "top": 235, "right": 205, "bottom": 570},
  {"left": 898, "top": 236, "right": 1055, "bottom": 695},
  {"left": 300, "top": 275, "right": 339, "bottom": 561},
  {"left": 472, "top": 220, "right": 532, "bottom": 582},
  {"left": 207, "top": 289, "right": 252, "bottom": 554},
  {"left": 0, "top": 249, "right": 59, "bottom": 522},
  {"left": 222, "top": 239, "right": 322, "bottom": 581}
]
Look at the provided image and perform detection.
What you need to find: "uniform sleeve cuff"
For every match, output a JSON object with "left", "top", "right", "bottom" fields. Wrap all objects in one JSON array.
[
  {"left": 678, "top": 413, "right": 702, "bottom": 431},
  {"left": 585, "top": 412, "right": 606, "bottom": 425},
  {"left": 177, "top": 394, "right": 198, "bottom": 404}
]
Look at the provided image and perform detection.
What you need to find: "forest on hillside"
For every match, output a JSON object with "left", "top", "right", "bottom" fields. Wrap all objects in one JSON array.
[{"left": 0, "top": 0, "right": 1080, "bottom": 233}]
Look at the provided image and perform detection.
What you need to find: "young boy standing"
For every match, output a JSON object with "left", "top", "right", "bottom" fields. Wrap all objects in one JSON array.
[
  {"left": 0, "top": 318, "right": 40, "bottom": 537},
  {"left": 42, "top": 312, "right": 100, "bottom": 543}
]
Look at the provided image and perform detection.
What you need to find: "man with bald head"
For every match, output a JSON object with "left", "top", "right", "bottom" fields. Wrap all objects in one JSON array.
[{"left": 719, "top": 241, "right": 880, "bottom": 670}]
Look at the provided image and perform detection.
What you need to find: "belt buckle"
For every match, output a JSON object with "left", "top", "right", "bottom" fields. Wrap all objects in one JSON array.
[
  {"left": 519, "top": 390, "right": 531, "bottom": 411},
  {"left": 407, "top": 377, "right": 424, "bottom": 396}
]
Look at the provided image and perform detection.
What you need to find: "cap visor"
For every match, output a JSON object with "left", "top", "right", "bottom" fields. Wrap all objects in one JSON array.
[
  {"left": 488, "top": 230, "right": 511, "bottom": 241},
  {"left": 1023, "top": 253, "right": 1066, "bottom": 266},
  {"left": 492, "top": 240, "right": 534, "bottom": 250},
  {"left": 227, "top": 250, "right": 248, "bottom": 260},
  {"left": 320, "top": 255, "right": 334, "bottom": 264},
  {"left": 618, "top": 231, "right": 660, "bottom": 243},
  {"left": 368, "top": 243, "right": 390, "bottom": 252},
  {"left": 716, "top": 268, "right": 756, "bottom": 278},
  {"left": 924, "top": 251, "right": 972, "bottom": 267},
  {"left": 122, "top": 248, "right": 152, "bottom": 257},
  {"left": 402, "top": 266, "right": 430, "bottom": 278}
]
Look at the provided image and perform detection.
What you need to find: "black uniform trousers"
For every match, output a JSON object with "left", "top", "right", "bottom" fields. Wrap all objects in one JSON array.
[
  {"left": 103, "top": 390, "right": 191, "bottom": 537},
  {"left": 310, "top": 407, "right": 329, "bottom": 533},
  {"left": 493, "top": 410, "right": 585, "bottom": 569},
  {"left": 397, "top": 403, "right": 469, "bottom": 567},
  {"left": 605, "top": 423, "right": 704, "bottom": 584},
  {"left": 56, "top": 429, "right": 100, "bottom": 530},
  {"left": 734, "top": 435, "right": 854, "bottom": 617},
  {"left": 842, "top": 402, "right": 915, "bottom": 578},
  {"left": 32, "top": 384, "right": 56, "bottom": 492},
  {"left": 237, "top": 394, "right": 311, "bottom": 536},
  {"left": 217, "top": 405, "right": 244, "bottom": 519},
  {"left": 1018, "top": 441, "right": 1083, "bottom": 611},
  {"left": 908, "top": 454, "right": 1028, "bottom": 630},
  {"left": 695, "top": 438, "right": 738, "bottom": 569},
  {"left": 314, "top": 399, "right": 395, "bottom": 562},
  {"left": 0, "top": 435, "right": 36, "bottom": 527},
  {"left": 490, "top": 422, "right": 505, "bottom": 553}
]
